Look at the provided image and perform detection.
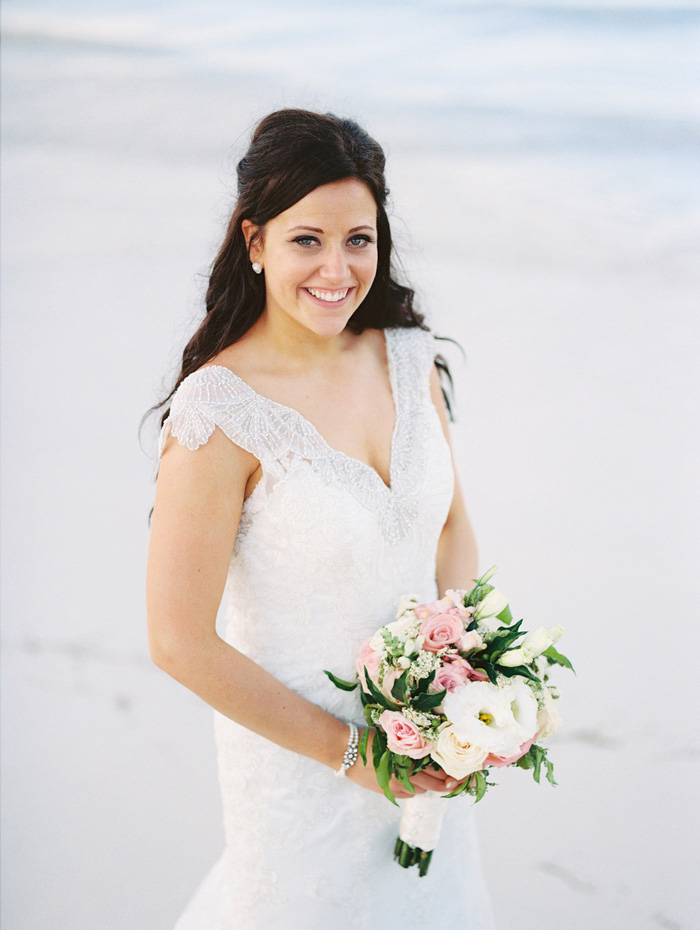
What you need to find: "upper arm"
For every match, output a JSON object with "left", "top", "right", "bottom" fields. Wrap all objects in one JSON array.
[
  {"left": 146, "top": 426, "right": 259, "bottom": 664},
  {"left": 429, "top": 364, "right": 468, "bottom": 528}
]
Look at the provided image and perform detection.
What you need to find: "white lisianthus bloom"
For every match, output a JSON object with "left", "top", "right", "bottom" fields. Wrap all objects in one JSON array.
[
  {"left": 473, "top": 588, "right": 509, "bottom": 621},
  {"left": 536, "top": 687, "right": 562, "bottom": 739},
  {"left": 443, "top": 681, "right": 521, "bottom": 756},
  {"left": 395, "top": 595, "right": 419, "bottom": 619},
  {"left": 498, "top": 625, "right": 564, "bottom": 667},
  {"left": 430, "top": 725, "right": 489, "bottom": 780},
  {"left": 506, "top": 677, "right": 539, "bottom": 743},
  {"left": 444, "top": 589, "right": 470, "bottom": 610}
]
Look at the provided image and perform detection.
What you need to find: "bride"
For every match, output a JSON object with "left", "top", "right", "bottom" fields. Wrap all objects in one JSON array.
[{"left": 147, "top": 109, "right": 495, "bottom": 929}]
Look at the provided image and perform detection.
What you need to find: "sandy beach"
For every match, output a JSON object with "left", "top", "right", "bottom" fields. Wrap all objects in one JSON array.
[{"left": 2, "top": 2, "right": 699, "bottom": 927}]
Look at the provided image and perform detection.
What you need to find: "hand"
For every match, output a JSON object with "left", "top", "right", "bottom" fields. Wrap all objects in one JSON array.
[{"left": 345, "top": 729, "right": 464, "bottom": 798}]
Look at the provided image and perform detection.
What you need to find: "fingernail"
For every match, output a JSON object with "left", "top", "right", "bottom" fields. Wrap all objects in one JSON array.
[{"left": 447, "top": 780, "right": 457, "bottom": 789}]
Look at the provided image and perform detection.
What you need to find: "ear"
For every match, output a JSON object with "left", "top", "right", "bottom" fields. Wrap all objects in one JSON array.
[{"left": 241, "top": 219, "right": 263, "bottom": 263}]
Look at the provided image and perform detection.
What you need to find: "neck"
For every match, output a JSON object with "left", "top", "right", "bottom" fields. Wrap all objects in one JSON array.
[{"left": 250, "top": 310, "right": 354, "bottom": 370}]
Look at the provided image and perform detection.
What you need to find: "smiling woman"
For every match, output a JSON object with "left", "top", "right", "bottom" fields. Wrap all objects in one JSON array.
[{"left": 146, "top": 109, "right": 493, "bottom": 930}]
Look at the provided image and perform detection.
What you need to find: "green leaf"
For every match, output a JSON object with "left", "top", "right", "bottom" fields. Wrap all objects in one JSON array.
[
  {"left": 545, "top": 756, "right": 557, "bottom": 787},
  {"left": 543, "top": 645, "right": 575, "bottom": 674},
  {"left": 391, "top": 670, "right": 410, "bottom": 705},
  {"left": 395, "top": 764, "right": 415, "bottom": 795},
  {"left": 364, "top": 668, "right": 402, "bottom": 711},
  {"left": 358, "top": 727, "right": 370, "bottom": 766},
  {"left": 473, "top": 770, "right": 488, "bottom": 802},
  {"left": 496, "top": 603, "right": 513, "bottom": 625},
  {"left": 376, "top": 751, "right": 398, "bottom": 806},
  {"left": 412, "top": 689, "right": 447, "bottom": 711},
  {"left": 414, "top": 669, "right": 437, "bottom": 695},
  {"left": 472, "top": 660, "right": 498, "bottom": 684},
  {"left": 372, "top": 727, "right": 385, "bottom": 770},
  {"left": 323, "top": 669, "right": 359, "bottom": 691},
  {"left": 496, "top": 663, "right": 540, "bottom": 684},
  {"left": 443, "top": 778, "right": 472, "bottom": 799}
]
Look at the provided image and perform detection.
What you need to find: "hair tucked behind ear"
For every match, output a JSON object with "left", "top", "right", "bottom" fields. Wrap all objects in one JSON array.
[{"left": 148, "top": 109, "right": 457, "bottom": 429}]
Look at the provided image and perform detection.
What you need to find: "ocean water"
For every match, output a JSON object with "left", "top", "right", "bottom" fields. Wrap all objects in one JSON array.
[{"left": 2, "top": 4, "right": 699, "bottom": 929}]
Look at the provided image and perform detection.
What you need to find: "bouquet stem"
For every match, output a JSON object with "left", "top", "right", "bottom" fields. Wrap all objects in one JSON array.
[
  {"left": 394, "top": 838, "right": 434, "bottom": 875},
  {"left": 394, "top": 791, "right": 448, "bottom": 876}
]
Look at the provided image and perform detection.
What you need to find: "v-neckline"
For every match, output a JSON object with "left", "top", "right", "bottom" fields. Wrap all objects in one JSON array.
[{"left": 204, "top": 328, "right": 400, "bottom": 493}]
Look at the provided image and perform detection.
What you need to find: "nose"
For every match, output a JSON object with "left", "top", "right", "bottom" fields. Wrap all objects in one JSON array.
[{"left": 319, "top": 246, "right": 349, "bottom": 283}]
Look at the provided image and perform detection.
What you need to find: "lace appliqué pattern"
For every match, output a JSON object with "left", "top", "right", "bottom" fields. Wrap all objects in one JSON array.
[{"left": 162, "top": 328, "right": 495, "bottom": 930}]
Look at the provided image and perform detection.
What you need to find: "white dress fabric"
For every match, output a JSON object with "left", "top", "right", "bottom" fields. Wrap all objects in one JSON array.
[{"left": 159, "top": 326, "right": 496, "bottom": 930}]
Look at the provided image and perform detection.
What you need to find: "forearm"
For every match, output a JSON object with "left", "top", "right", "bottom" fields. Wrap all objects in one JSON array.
[
  {"left": 435, "top": 510, "right": 479, "bottom": 596},
  {"left": 153, "top": 633, "right": 349, "bottom": 771}
]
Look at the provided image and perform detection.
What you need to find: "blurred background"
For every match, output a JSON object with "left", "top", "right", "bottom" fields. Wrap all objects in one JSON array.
[{"left": 2, "top": 1, "right": 699, "bottom": 927}]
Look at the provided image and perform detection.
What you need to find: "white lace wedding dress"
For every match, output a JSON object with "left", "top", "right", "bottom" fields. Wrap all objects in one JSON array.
[{"left": 159, "top": 326, "right": 496, "bottom": 930}]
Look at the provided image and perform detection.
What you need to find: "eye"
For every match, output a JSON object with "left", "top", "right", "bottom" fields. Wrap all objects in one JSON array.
[
  {"left": 292, "top": 235, "right": 320, "bottom": 247},
  {"left": 348, "top": 234, "right": 375, "bottom": 248}
]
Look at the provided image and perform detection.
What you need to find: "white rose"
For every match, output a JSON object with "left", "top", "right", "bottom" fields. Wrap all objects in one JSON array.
[
  {"left": 430, "top": 725, "right": 489, "bottom": 780},
  {"left": 536, "top": 688, "right": 562, "bottom": 740}
]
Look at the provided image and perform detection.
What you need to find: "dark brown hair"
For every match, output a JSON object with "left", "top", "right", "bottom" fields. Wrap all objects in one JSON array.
[{"left": 153, "top": 108, "right": 455, "bottom": 425}]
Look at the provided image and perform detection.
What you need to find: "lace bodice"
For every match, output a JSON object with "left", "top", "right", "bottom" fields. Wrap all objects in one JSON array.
[{"left": 160, "top": 327, "right": 494, "bottom": 930}]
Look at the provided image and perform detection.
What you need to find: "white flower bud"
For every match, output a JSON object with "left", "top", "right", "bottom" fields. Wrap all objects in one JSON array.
[{"left": 473, "top": 588, "right": 508, "bottom": 621}]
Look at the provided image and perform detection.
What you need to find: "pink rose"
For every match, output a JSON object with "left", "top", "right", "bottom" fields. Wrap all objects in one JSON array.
[
  {"left": 378, "top": 710, "right": 432, "bottom": 759},
  {"left": 419, "top": 609, "right": 465, "bottom": 653},
  {"left": 356, "top": 638, "right": 380, "bottom": 693},
  {"left": 430, "top": 659, "right": 472, "bottom": 695},
  {"left": 485, "top": 734, "right": 537, "bottom": 768},
  {"left": 381, "top": 667, "right": 402, "bottom": 702}
]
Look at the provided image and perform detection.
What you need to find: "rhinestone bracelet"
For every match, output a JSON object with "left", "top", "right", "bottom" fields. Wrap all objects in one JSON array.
[{"left": 335, "top": 722, "right": 359, "bottom": 778}]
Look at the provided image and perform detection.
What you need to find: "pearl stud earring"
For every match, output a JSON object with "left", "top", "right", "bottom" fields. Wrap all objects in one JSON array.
[{"left": 251, "top": 262, "right": 263, "bottom": 274}]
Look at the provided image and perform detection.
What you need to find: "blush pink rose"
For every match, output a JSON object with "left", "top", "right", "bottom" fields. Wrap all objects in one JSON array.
[
  {"left": 459, "top": 630, "right": 484, "bottom": 654},
  {"left": 381, "top": 667, "right": 402, "bottom": 702},
  {"left": 444, "top": 653, "right": 490, "bottom": 682},
  {"left": 485, "top": 734, "right": 537, "bottom": 768},
  {"left": 430, "top": 660, "right": 471, "bottom": 694},
  {"left": 378, "top": 710, "right": 432, "bottom": 759},
  {"left": 356, "top": 638, "right": 380, "bottom": 693},
  {"left": 419, "top": 609, "right": 465, "bottom": 653}
]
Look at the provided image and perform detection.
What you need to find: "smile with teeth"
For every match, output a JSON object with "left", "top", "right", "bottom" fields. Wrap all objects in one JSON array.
[{"left": 305, "top": 287, "right": 350, "bottom": 303}]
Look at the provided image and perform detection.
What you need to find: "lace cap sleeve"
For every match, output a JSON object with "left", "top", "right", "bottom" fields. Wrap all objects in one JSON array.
[{"left": 158, "top": 366, "right": 277, "bottom": 461}]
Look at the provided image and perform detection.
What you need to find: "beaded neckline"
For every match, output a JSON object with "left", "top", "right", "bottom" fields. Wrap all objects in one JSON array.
[{"left": 200, "top": 329, "right": 401, "bottom": 495}]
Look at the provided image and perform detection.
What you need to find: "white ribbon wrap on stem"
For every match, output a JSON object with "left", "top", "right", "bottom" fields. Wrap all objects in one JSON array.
[{"left": 398, "top": 791, "right": 449, "bottom": 851}]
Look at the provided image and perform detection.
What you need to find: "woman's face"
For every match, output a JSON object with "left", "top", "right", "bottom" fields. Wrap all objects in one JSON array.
[{"left": 245, "top": 178, "right": 378, "bottom": 339}]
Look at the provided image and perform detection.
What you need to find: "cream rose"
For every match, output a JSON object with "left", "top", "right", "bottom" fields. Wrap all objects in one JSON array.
[
  {"left": 430, "top": 725, "right": 488, "bottom": 780},
  {"left": 536, "top": 688, "right": 562, "bottom": 739}
]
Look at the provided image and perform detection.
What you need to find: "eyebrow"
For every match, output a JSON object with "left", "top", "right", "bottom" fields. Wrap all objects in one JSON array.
[{"left": 288, "top": 224, "right": 376, "bottom": 234}]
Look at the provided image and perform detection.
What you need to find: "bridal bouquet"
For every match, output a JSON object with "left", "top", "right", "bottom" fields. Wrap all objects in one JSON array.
[{"left": 325, "top": 567, "right": 573, "bottom": 876}]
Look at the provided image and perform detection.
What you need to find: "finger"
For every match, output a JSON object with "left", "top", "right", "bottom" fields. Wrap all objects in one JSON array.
[
  {"left": 390, "top": 778, "right": 426, "bottom": 797},
  {"left": 411, "top": 771, "right": 450, "bottom": 792}
]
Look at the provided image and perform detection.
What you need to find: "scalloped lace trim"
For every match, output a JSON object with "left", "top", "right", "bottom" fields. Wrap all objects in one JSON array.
[{"left": 158, "top": 327, "right": 437, "bottom": 543}]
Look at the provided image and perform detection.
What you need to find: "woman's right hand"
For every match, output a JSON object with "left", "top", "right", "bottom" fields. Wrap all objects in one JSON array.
[{"left": 345, "top": 728, "right": 460, "bottom": 799}]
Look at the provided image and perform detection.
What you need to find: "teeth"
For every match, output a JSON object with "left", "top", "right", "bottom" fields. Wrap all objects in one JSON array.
[{"left": 307, "top": 288, "right": 348, "bottom": 302}]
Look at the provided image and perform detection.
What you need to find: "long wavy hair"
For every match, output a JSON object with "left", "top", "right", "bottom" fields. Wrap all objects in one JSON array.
[{"left": 153, "top": 108, "right": 455, "bottom": 426}]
